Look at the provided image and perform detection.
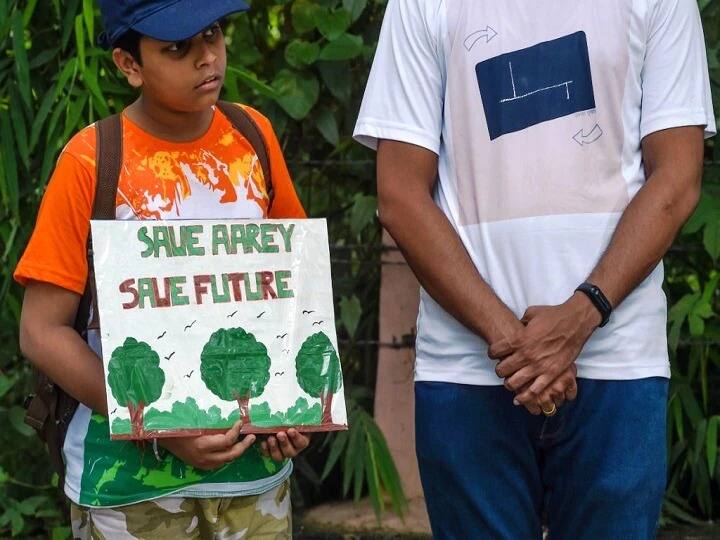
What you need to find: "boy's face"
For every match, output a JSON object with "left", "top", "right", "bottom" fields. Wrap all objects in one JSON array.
[{"left": 115, "top": 22, "right": 227, "bottom": 112}]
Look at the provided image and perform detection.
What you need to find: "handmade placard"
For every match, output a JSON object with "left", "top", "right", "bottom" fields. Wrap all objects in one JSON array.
[{"left": 91, "top": 219, "right": 347, "bottom": 440}]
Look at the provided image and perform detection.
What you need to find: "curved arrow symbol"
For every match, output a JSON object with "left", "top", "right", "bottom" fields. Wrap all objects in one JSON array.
[
  {"left": 464, "top": 26, "right": 498, "bottom": 51},
  {"left": 573, "top": 124, "right": 603, "bottom": 146}
]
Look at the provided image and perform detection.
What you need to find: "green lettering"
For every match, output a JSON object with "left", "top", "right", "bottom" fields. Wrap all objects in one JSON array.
[
  {"left": 184, "top": 225, "right": 205, "bottom": 256},
  {"left": 137, "top": 278, "right": 157, "bottom": 308},
  {"left": 166, "top": 226, "right": 187, "bottom": 257},
  {"left": 243, "top": 272, "right": 263, "bottom": 301},
  {"left": 137, "top": 226, "right": 154, "bottom": 258},
  {"left": 154, "top": 227, "right": 174, "bottom": 258},
  {"left": 277, "top": 224, "right": 295, "bottom": 253},
  {"left": 259, "top": 224, "right": 279, "bottom": 253},
  {"left": 275, "top": 270, "right": 294, "bottom": 299},
  {"left": 212, "top": 225, "right": 233, "bottom": 255},
  {"left": 211, "top": 274, "right": 232, "bottom": 303},
  {"left": 243, "top": 224, "right": 262, "bottom": 254},
  {"left": 169, "top": 276, "right": 189, "bottom": 306}
]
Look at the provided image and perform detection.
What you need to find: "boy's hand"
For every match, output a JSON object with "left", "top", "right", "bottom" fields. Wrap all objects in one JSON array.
[
  {"left": 259, "top": 429, "right": 310, "bottom": 461},
  {"left": 159, "top": 421, "right": 256, "bottom": 471}
]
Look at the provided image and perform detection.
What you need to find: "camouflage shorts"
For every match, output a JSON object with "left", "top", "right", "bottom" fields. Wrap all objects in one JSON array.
[{"left": 70, "top": 481, "right": 291, "bottom": 539}]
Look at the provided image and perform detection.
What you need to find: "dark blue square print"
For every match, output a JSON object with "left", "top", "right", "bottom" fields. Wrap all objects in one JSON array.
[{"left": 476, "top": 31, "right": 595, "bottom": 140}]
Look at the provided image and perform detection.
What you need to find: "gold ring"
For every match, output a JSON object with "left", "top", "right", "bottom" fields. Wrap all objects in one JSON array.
[{"left": 542, "top": 403, "right": 557, "bottom": 417}]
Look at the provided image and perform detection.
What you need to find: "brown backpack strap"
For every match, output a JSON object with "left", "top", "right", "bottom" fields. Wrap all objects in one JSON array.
[
  {"left": 83, "top": 113, "right": 123, "bottom": 332},
  {"left": 216, "top": 101, "right": 274, "bottom": 213}
]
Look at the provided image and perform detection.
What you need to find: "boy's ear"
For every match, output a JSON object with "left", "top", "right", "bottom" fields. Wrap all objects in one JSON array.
[{"left": 112, "top": 48, "right": 143, "bottom": 89}]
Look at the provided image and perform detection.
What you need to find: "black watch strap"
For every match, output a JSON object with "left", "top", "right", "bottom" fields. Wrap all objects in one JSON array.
[{"left": 575, "top": 282, "right": 612, "bottom": 327}]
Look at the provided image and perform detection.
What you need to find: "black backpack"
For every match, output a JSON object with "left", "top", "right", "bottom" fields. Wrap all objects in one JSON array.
[{"left": 23, "top": 101, "right": 274, "bottom": 490}]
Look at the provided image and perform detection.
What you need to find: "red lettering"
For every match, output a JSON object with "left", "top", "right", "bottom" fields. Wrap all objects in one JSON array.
[
  {"left": 119, "top": 279, "right": 139, "bottom": 309},
  {"left": 227, "top": 273, "right": 245, "bottom": 301},
  {"left": 260, "top": 271, "right": 277, "bottom": 300},
  {"left": 152, "top": 278, "right": 172, "bottom": 308},
  {"left": 194, "top": 275, "right": 212, "bottom": 304}
]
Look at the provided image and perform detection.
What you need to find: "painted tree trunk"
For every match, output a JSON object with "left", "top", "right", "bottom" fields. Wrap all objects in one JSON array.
[
  {"left": 321, "top": 391, "right": 334, "bottom": 424},
  {"left": 236, "top": 396, "right": 250, "bottom": 425},
  {"left": 128, "top": 401, "right": 145, "bottom": 438}
]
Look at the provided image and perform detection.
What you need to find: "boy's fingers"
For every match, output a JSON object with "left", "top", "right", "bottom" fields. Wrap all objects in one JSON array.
[
  {"left": 276, "top": 432, "right": 295, "bottom": 457},
  {"left": 212, "top": 434, "right": 256, "bottom": 464},
  {"left": 288, "top": 429, "right": 310, "bottom": 450},
  {"left": 223, "top": 421, "right": 244, "bottom": 446},
  {"left": 267, "top": 436, "right": 284, "bottom": 462},
  {"left": 259, "top": 440, "right": 270, "bottom": 457}
]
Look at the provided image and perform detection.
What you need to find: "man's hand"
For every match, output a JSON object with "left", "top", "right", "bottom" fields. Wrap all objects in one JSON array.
[
  {"left": 259, "top": 429, "right": 311, "bottom": 461},
  {"left": 159, "top": 421, "right": 256, "bottom": 471},
  {"left": 490, "top": 293, "right": 600, "bottom": 408}
]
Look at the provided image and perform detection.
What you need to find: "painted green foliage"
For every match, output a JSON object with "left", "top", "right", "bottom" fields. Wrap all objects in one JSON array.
[
  {"left": 200, "top": 327, "right": 271, "bottom": 425},
  {"left": 107, "top": 337, "right": 165, "bottom": 437},
  {"left": 296, "top": 332, "right": 342, "bottom": 424},
  {"left": 82, "top": 414, "right": 283, "bottom": 506}
]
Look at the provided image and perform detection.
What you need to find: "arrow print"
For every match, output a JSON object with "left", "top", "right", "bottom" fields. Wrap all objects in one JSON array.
[
  {"left": 464, "top": 26, "right": 498, "bottom": 51},
  {"left": 573, "top": 124, "right": 603, "bottom": 146}
]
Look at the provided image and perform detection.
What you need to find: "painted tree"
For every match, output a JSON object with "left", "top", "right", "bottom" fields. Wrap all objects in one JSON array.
[
  {"left": 200, "top": 327, "right": 271, "bottom": 425},
  {"left": 107, "top": 337, "right": 166, "bottom": 438},
  {"left": 295, "top": 332, "right": 342, "bottom": 425}
]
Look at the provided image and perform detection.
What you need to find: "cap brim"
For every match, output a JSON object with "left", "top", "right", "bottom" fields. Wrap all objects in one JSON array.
[{"left": 131, "top": 0, "right": 249, "bottom": 43}]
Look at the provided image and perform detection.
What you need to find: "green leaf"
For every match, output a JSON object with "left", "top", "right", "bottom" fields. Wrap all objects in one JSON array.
[
  {"left": 11, "top": 10, "right": 31, "bottom": 110},
  {"left": 9, "top": 405, "right": 34, "bottom": 437},
  {"left": 226, "top": 66, "right": 280, "bottom": 100},
  {"left": 321, "top": 429, "right": 348, "bottom": 480},
  {"left": 0, "top": 372, "right": 18, "bottom": 398},
  {"left": 702, "top": 218, "right": 720, "bottom": 260},
  {"left": 343, "top": 0, "right": 368, "bottom": 22},
  {"left": 52, "top": 526, "right": 72, "bottom": 540},
  {"left": 291, "top": 0, "right": 319, "bottom": 34},
  {"left": 18, "top": 495, "right": 48, "bottom": 515},
  {"left": 316, "top": 9, "right": 352, "bottom": 40},
  {"left": 318, "top": 33, "right": 364, "bottom": 61},
  {"left": 350, "top": 194, "right": 377, "bottom": 236},
  {"left": 315, "top": 107, "right": 339, "bottom": 146},
  {"left": 285, "top": 39, "right": 320, "bottom": 68},
  {"left": 9, "top": 88, "right": 29, "bottom": 170},
  {"left": 0, "top": 466, "right": 8, "bottom": 483},
  {"left": 317, "top": 61, "right": 352, "bottom": 103},
  {"left": 272, "top": 69, "right": 319, "bottom": 120},
  {"left": 74, "top": 14, "right": 85, "bottom": 71},
  {"left": 340, "top": 295, "right": 362, "bottom": 338},
  {"left": 0, "top": 111, "right": 19, "bottom": 217},
  {"left": 82, "top": 0, "right": 94, "bottom": 39},
  {"left": 688, "top": 313, "right": 705, "bottom": 336},
  {"left": 706, "top": 416, "right": 719, "bottom": 475}
]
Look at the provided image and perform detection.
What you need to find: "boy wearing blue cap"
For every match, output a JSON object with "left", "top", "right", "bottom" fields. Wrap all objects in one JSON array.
[{"left": 16, "top": 1, "right": 309, "bottom": 538}]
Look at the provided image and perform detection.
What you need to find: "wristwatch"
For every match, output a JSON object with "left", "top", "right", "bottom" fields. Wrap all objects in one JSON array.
[{"left": 575, "top": 282, "right": 612, "bottom": 327}]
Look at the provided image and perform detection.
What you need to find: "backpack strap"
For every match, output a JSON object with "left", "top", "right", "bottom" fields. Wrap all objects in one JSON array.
[
  {"left": 80, "top": 113, "right": 123, "bottom": 332},
  {"left": 216, "top": 101, "right": 274, "bottom": 213}
]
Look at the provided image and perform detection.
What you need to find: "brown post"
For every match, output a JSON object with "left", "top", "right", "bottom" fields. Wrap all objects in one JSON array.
[{"left": 374, "top": 231, "right": 424, "bottom": 499}]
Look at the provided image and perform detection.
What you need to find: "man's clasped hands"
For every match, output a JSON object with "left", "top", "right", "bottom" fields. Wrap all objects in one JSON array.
[{"left": 489, "top": 292, "right": 602, "bottom": 416}]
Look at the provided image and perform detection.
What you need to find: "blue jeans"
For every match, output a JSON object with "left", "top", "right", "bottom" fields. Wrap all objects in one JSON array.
[{"left": 415, "top": 378, "right": 668, "bottom": 540}]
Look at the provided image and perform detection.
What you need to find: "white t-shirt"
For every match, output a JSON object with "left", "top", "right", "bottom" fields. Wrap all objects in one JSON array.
[{"left": 354, "top": 0, "right": 716, "bottom": 384}]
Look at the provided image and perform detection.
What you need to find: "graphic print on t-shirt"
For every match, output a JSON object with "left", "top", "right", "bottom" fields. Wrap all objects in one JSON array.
[
  {"left": 446, "top": 1, "right": 634, "bottom": 225},
  {"left": 476, "top": 32, "right": 596, "bottom": 140}
]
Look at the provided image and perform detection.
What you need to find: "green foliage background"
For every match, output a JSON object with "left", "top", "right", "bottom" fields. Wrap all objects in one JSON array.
[{"left": 0, "top": 0, "right": 717, "bottom": 536}]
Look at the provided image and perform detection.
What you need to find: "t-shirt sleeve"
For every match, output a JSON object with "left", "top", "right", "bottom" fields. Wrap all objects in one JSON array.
[
  {"left": 640, "top": 0, "right": 716, "bottom": 140},
  {"left": 353, "top": 0, "right": 445, "bottom": 154},
  {"left": 14, "top": 151, "right": 95, "bottom": 295},
  {"left": 241, "top": 106, "right": 307, "bottom": 219}
]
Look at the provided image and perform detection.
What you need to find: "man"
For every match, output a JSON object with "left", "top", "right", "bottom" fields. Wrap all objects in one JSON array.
[{"left": 354, "top": 0, "right": 715, "bottom": 538}]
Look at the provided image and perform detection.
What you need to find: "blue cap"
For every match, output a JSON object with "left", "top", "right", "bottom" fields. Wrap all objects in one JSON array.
[{"left": 97, "top": 0, "right": 250, "bottom": 49}]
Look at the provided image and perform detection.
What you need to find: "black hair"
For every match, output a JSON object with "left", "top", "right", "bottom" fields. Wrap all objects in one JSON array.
[{"left": 113, "top": 29, "right": 143, "bottom": 65}]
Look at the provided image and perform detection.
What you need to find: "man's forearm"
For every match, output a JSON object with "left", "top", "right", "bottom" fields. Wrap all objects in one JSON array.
[
  {"left": 21, "top": 326, "right": 108, "bottom": 416},
  {"left": 587, "top": 130, "right": 704, "bottom": 309}
]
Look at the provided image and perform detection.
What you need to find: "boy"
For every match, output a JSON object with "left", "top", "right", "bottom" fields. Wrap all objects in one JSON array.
[{"left": 15, "top": 1, "right": 310, "bottom": 538}]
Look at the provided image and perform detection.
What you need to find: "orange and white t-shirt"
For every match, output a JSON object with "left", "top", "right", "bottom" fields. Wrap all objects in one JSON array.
[
  {"left": 14, "top": 104, "right": 305, "bottom": 507},
  {"left": 16, "top": 104, "right": 306, "bottom": 295}
]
